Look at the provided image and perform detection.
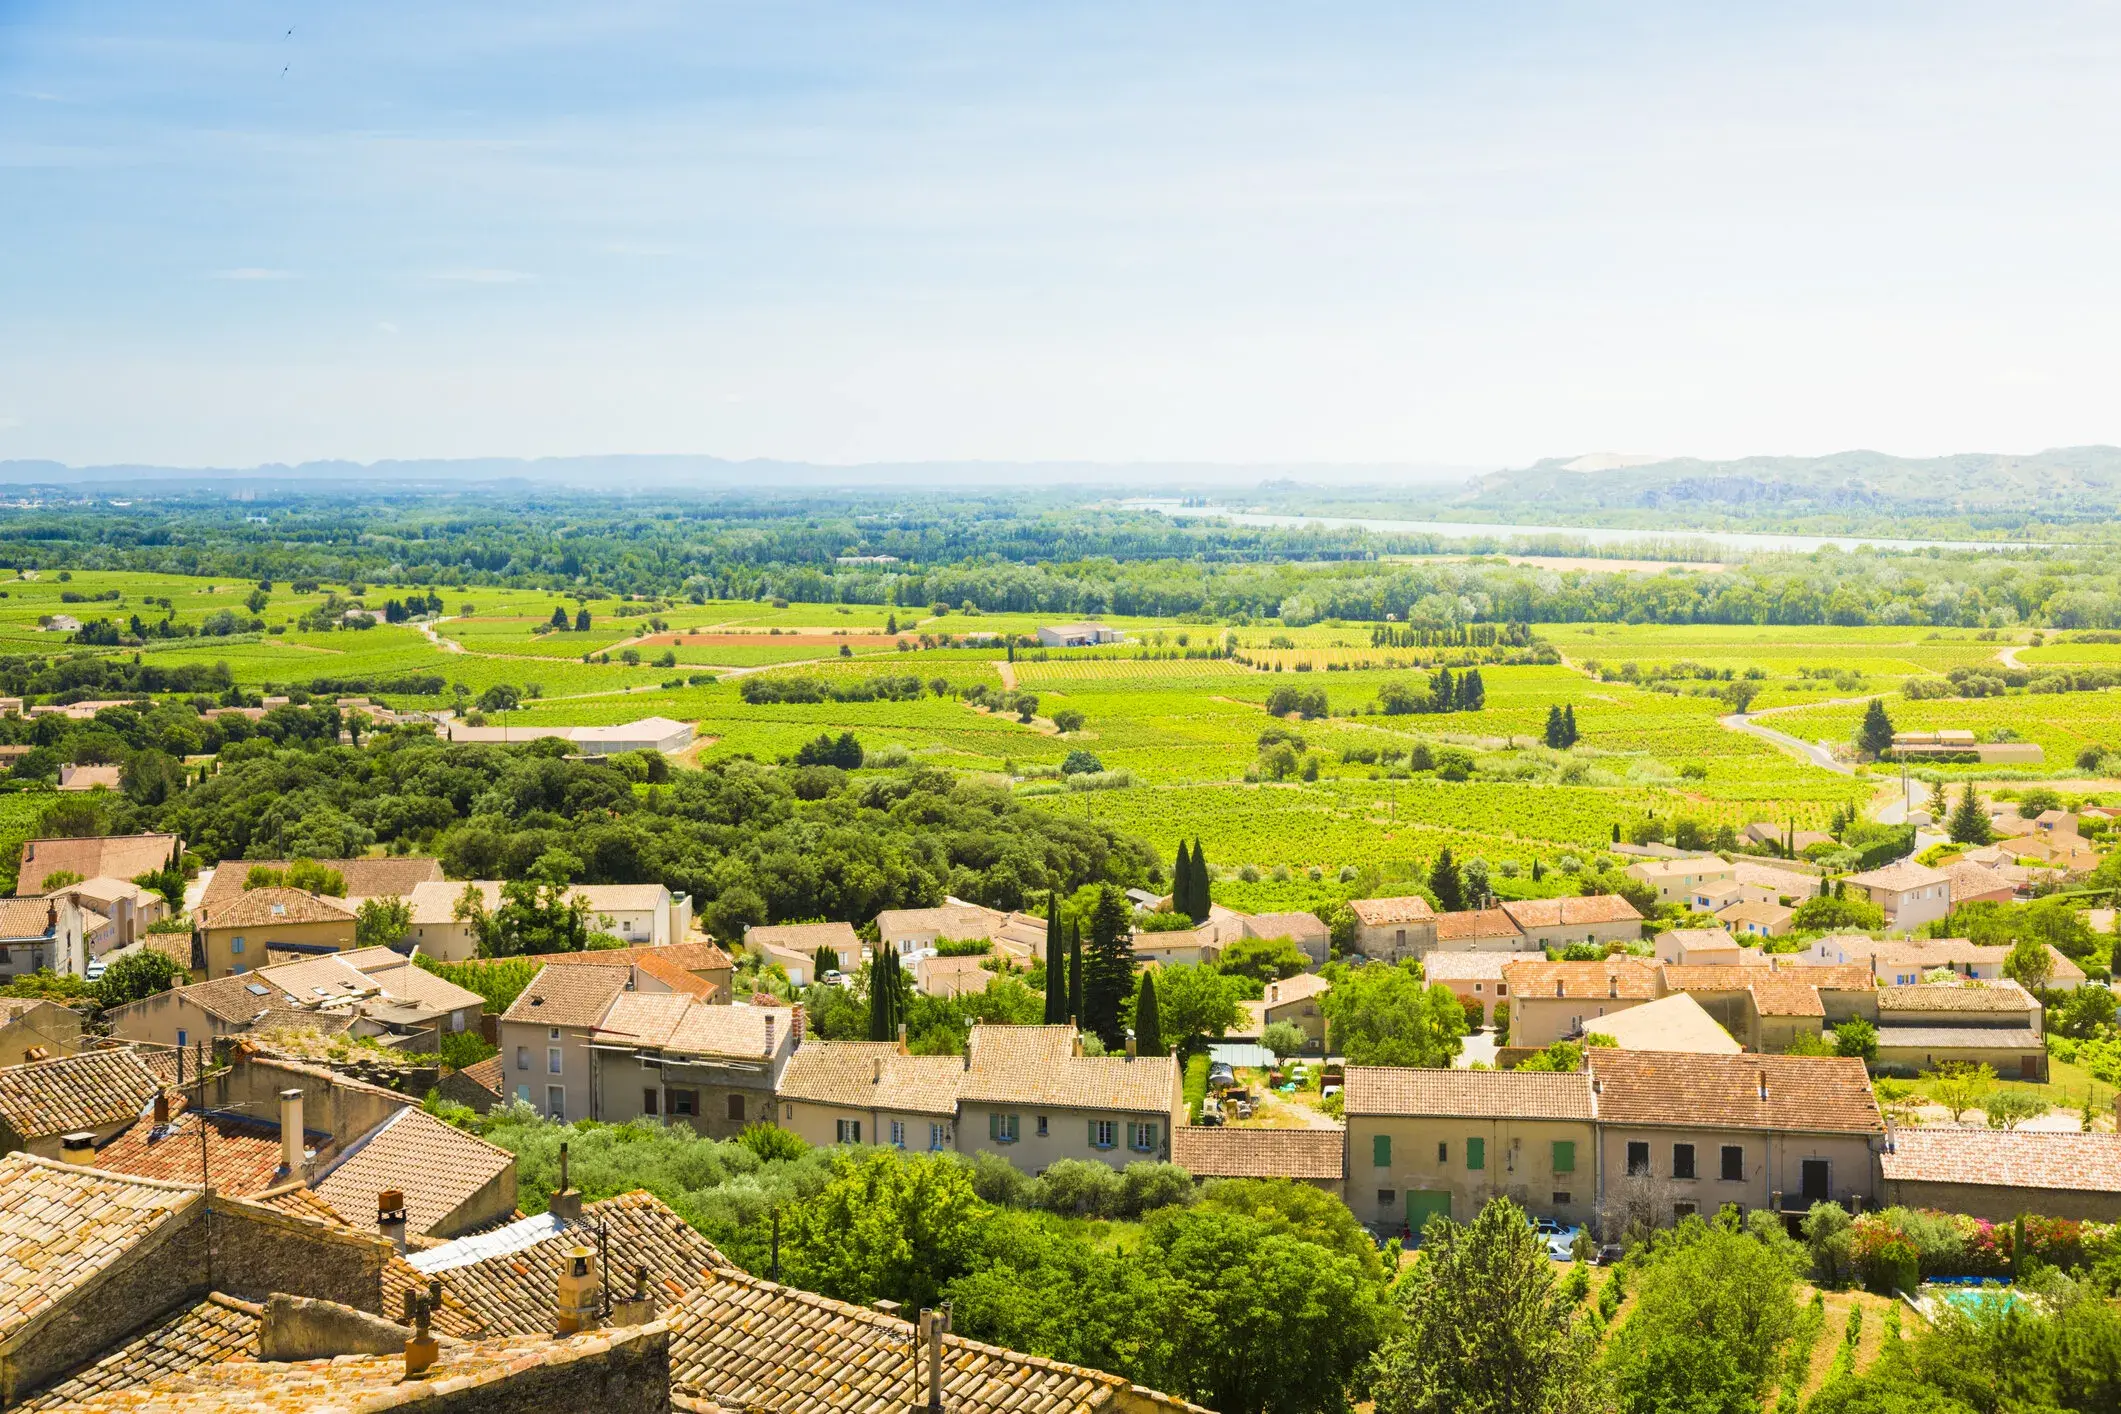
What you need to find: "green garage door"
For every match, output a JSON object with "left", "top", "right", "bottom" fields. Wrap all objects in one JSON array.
[{"left": 1405, "top": 1190, "right": 1452, "bottom": 1238}]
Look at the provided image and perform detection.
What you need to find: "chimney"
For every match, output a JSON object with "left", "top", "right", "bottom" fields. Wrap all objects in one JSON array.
[
  {"left": 1071, "top": 1032, "right": 1084, "bottom": 1057},
  {"left": 763, "top": 1011, "right": 776, "bottom": 1056},
  {"left": 612, "top": 1263, "right": 656, "bottom": 1327},
  {"left": 152, "top": 1092, "right": 170, "bottom": 1128},
  {"left": 555, "top": 1244, "right": 601, "bottom": 1335},
  {"left": 549, "top": 1141, "right": 583, "bottom": 1222},
  {"left": 378, "top": 1190, "right": 409, "bottom": 1255},
  {"left": 920, "top": 1306, "right": 953, "bottom": 1414},
  {"left": 279, "top": 1088, "right": 304, "bottom": 1175},
  {"left": 403, "top": 1290, "right": 439, "bottom": 1378},
  {"left": 1125, "top": 1036, "right": 1137, "bottom": 1060},
  {"left": 59, "top": 1131, "right": 95, "bottom": 1164},
  {"left": 873, "top": 1056, "right": 883, "bottom": 1084},
  {"left": 45, "top": 901, "right": 56, "bottom": 935},
  {"left": 897, "top": 1022, "right": 908, "bottom": 1053},
  {"left": 1757, "top": 1072, "right": 1769, "bottom": 1102}
]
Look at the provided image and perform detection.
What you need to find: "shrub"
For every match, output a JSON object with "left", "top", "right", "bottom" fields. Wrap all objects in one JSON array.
[
  {"left": 1118, "top": 1161, "right": 1195, "bottom": 1218},
  {"left": 1059, "top": 748, "right": 1104, "bottom": 776},
  {"left": 737, "top": 1122, "right": 808, "bottom": 1162},
  {"left": 1035, "top": 1157, "right": 1123, "bottom": 1218},
  {"left": 966, "top": 1149, "right": 1034, "bottom": 1206}
]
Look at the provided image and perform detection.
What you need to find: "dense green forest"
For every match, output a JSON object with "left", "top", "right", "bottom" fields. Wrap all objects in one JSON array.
[{"left": 4, "top": 489, "right": 2121, "bottom": 627}]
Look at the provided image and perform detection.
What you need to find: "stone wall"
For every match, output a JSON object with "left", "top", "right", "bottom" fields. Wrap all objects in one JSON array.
[
  {"left": 431, "top": 1326, "right": 670, "bottom": 1414},
  {"left": 208, "top": 1197, "right": 391, "bottom": 1311},
  {"left": 1882, "top": 1179, "right": 2121, "bottom": 1223}
]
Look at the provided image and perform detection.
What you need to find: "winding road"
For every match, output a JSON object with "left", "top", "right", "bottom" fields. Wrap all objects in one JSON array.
[{"left": 1719, "top": 712, "right": 1851, "bottom": 774}]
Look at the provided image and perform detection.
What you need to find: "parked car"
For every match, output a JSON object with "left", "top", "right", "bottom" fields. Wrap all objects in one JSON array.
[
  {"left": 1596, "top": 1243, "right": 1625, "bottom": 1267},
  {"left": 1527, "top": 1218, "right": 1582, "bottom": 1262}
]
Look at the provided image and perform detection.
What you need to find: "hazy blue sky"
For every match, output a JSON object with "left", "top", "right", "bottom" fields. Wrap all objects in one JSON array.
[{"left": 3, "top": 2, "right": 2118, "bottom": 469}]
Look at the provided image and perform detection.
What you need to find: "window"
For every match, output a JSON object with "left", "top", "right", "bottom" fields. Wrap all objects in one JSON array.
[
  {"left": 1036, "top": 1115, "right": 1049, "bottom": 1138},
  {"left": 233, "top": 964, "right": 247, "bottom": 975},
  {"left": 231, "top": 937, "right": 245, "bottom": 954},
  {"left": 546, "top": 1085, "right": 565, "bottom": 1119},
  {"left": 643, "top": 1089, "right": 659, "bottom": 1116},
  {"left": 1496, "top": 982, "right": 1508, "bottom": 996},
  {"left": 837, "top": 1119, "right": 862, "bottom": 1143},
  {"left": 668, "top": 1088, "right": 697, "bottom": 1116},
  {"left": 450, "top": 1010, "right": 466, "bottom": 1033},
  {"left": 1473, "top": 982, "right": 1483, "bottom": 994},
  {"left": 1372, "top": 1134, "right": 1392, "bottom": 1167},
  {"left": 1552, "top": 1192, "right": 1573, "bottom": 1207},
  {"left": 515, "top": 1084, "right": 531, "bottom": 1104},
  {"left": 929, "top": 1123, "right": 947, "bottom": 1150},
  {"left": 1090, "top": 1119, "right": 1118, "bottom": 1149},
  {"left": 1551, "top": 1140, "right": 1575, "bottom": 1174},
  {"left": 1378, "top": 1189, "right": 1397, "bottom": 1207},
  {"left": 1674, "top": 1202, "right": 1698, "bottom": 1220},
  {"left": 1672, "top": 1143, "right": 1697, "bottom": 1180},
  {"left": 1394, "top": 928, "right": 1406, "bottom": 946},
  {"left": 728, "top": 1094, "right": 746, "bottom": 1122},
  {"left": 549, "top": 1027, "right": 560, "bottom": 1039},
  {"left": 1466, "top": 1137, "right": 1485, "bottom": 1171},
  {"left": 1437, "top": 1140, "right": 1449, "bottom": 1164},
  {"left": 1627, "top": 1141, "right": 1651, "bottom": 1177},
  {"left": 516, "top": 1046, "right": 529, "bottom": 1071},
  {"left": 989, "top": 1112, "right": 1020, "bottom": 1143},
  {"left": 547, "top": 1047, "right": 562, "bottom": 1075},
  {"left": 1129, "top": 1121, "right": 1159, "bottom": 1152},
  {"left": 1721, "top": 1145, "right": 1745, "bottom": 1181},
  {"left": 176, "top": 1029, "right": 188, "bottom": 1049},
  {"left": 890, "top": 1120, "right": 906, "bottom": 1148}
]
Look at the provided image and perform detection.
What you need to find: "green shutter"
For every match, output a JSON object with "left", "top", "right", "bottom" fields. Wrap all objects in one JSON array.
[
  {"left": 989, "top": 1112, "right": 1000, "bottom": 1141},
  {"left": 1090, "top": 1119, "right": 1101, "bottom": 1147},
  {"left": 1142, "top": 1122, "right": 1157, "bottom": 1149},
  {"left": 1466, "top": 1136, "right": 1485, "bottom": 1171},
  {"left": 1552, "top": 1140, "right": 1575, "bottom": 1174},
  {"left": 1372, "top": 1134, "right": 1391, "bottom": 1168}
]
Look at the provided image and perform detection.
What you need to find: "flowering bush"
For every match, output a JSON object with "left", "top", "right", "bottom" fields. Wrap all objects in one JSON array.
[{"left": 1848, "top": 1207, "right": 2110, "bottom": 1282}]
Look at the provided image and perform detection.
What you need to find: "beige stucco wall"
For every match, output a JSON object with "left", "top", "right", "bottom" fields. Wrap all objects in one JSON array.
[
  {"left": 1881, "top": 1178, "right": 2119, "bottom": 1222},
  {"left": 1514, "top": 920, "right": 1641, "bottom": 950},
  {"left": 958, "top": 1097, "right": 1179, "bottom": 1173},
  {"left": 1344, "top": 1112, "right": 1598, "bottom": 1233},
  {"left": 406, "top": 918, "right": 480, "bottom": 962},
  {"left": 1354, "top": 920, "right": 1436, "bottom": 964},
  {"left": 1262, "top": 995, "right": 1326, "bottom": 1047},
  {"left": 592, "top": 1050, "right": 782, "bottom": 1138},
  {"left": 498, "top": 1020, "right": 601, "bottom": 1123},
  {"left": 0, "top": 1003, "right": 83, "bottom": 1064},
  {"left": 204, "top": 918, "right": 356, "bottom": 979},
  {"left": 1595, "top": 1125, "right": 1878, "bottom": 1233},
  {"left": 1507, "top": 994, "right": 1647, "bottom": 1047},
  {"left": 106, "top": 990, "right": 251, "bottom": 1051},
  {"left": 778, "top": 1098, "right": 958, "bottom": 1152}
]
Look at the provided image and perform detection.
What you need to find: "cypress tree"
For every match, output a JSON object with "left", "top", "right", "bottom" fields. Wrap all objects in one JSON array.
[
  {"left": 1858, "top": 698, "right": 1896, "bottom": 758},
  {"left": 867, "top": 944, "right": 894, "bottom": 1041},
  {"left": 1429, "top": 846, "right": 1466, "bottom": 912},
  {"left": 1082, "top": 885, "right": 1137, "bottom": 1050},
  {"left": 1459, "top": 668, "right": 1486, "bottom": 711},
  {"left": 813, "top": 945, "right": 837, "bottom": 983},
  {"left": 1172, "top": 841, "right": 1193, "bottom": 917},
  {"left": 1068, "top": 921, "right": 1084, "bottom": 1026},
  {"left": 1043, "top": 891, "right": 1066, "bottom": 1024},
  {"left": 1135, "top": 970, "right": 1163, "bottom": 1056},
  {"left": 1562, "top": 704, "right": 1578, "bottom": 747},
  {"left": 1187, "top": 841, "right": 1211, "bottom": 923},
  {"left": 1544, "top": 705, "right": 1564, "bottom": 749}
]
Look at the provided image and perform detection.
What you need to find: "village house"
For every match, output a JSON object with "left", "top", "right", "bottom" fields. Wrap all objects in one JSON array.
[
  {"left": 1945, "top": 859, "right": 2018, "bottom": 907},
  {"left": 775, "top": 1040, "right": 963, "bottom": 1151},
  {"left": 1586, "top": 1050, "right": 1884, "bottom": 1226},
  {"left": 105, "top": 948, "right": 485, "bottom": 1055},
  {"left": 0, "top": 1047, "right": 166, "bottom": 1157},
  {"left": 1718, "top": 900, "right": 1797, "bottom": 939},
  {"left": 192, "top": 856, "right": 443, "bottom": 923},
  {"left": 1035, "top": 622, "right": 1124, "bottom": 647},
  {"left": 55, "top": 763, "right": 124, "bottom": 793},
  {"left": 1873, "top": 978, "right": 2047, "bottom": 1080},
  {"left": 1169, "top": 1127, "right": 1347, "bottom": 1200},
  {"left": 1431, "top": 908, "right": 1530, "bottom": 953},
  {"left": 377, "top": 878, "right": 690, "bottom": 961},
  {"left": 1346, "top": 896, "right": 1437, "bottom": 962},
  {"left": 0, "top": 997, "right": 81, "bottom": 1066},
  {"left": 1582, "top": 993, "right": 1742, "bottom": 1055},
  {"left": 0, "top": 898, "right": 88, "bottom": 982},
  {"left": 44, "top": 876, "right": 168, "bottom": 952},
  {"left": 873, "top": 900, "right": 1010, "bottom": 956},
  {"left": 1841, "top": 859, "right": 1952, "bottom": 932},
  {"left": 196, "top": 887, "right": 359, "bottom": 979},
  {"left": 523, "top": 939, "right": 734, "bottom": 1003},
  {"left": 1499, "top": 894, "right": 1644, "bottom": 950},
  {"left": 745, "top": 920, "right": 863, "bottom": 985},
  {"left": 1246, "top": 971, "right": 1332, "bottom": 1050},
  {"left": 1130, "top": 926, "right": 1224, "bottom": 968},
  {"left": 1653, "top": 927, "right": 1747, "bottom": 967},
  {"left": 1421, "top": 952, "right": 1512, "bottom": 1027},
  {"left": 1622, "top": 856, "right": 1735, "bottom": 906},
  {"left": 1731, "top": 858, "right": 1824, "bottom": 902},
  {"left": 1239, "top": 910, "right": 1332, "bottom": 967},
  {"left": 1344, "top": 1068, "right": 1599, "bottom": 1236},
  {"left": 1500, "top": 958, "right": 1660, "bottom": 1046},
  {"left": 1879, "top": 1128, "right": 2121, "bottom": 1222},
  {"left": 955, "top": 1024, "right": 1180, "bottom": 1173}
]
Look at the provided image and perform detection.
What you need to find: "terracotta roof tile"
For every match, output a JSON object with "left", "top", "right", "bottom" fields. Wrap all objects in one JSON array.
[
  {"left": 1586, "top": 1050, "right": 1882, "bottom": 1134},
  {"left": 15, "top": 1294, "right": 261, "bottom": 1411},
  {"left": 1432, "top": 909, "right": 1522, "bottom": 943},
  {"left": 91, "top": 1100, "right": 294, "bottom": 1194},
  {"left": 744, "top": 922, "right": 861, "bottom": 954},
  {"left": 1501, "top": 894, "right": 1643, "bottom": 928},
  {"left": 1260, "top": 973, "right": 1332, "bottom": 1008},
  {"left": 499, "top": 963, "right": 630, "bottom": 1029},
  {"left": 1171, "top": 1127, "right": 1345, "bottom": 1180},
  {"left": 778, "top": 1043, "right": 964, "bottom": 1117},
  {"left": 1420, "top": 952, "right": 1511, "bottom": 981},
  {"left": 312, "top": 1107, "right": 516, "bottom": 1239},
  {"left": 0, "top": 1048, "right": 164, "bottom": 1141},
  {"left": 1872, "top": 1026, "right": 2047, "bottom": 1050},
  {"left": 0, "top": 897, "right": 59, "bottom": 940},
  {"left": 1881, "top": 1128, "right": 2121, "bottom": 1193},
  {"left": 455, "top": 1054, "right": 503, "bottom": 1098},
  {"left": 1844, "top": 859, "right": 1950, "bottom": 892},
  {"left": 1502, "top": 958, "right": 1659, "bottom": 1000},
  {"left": 196, "top": 858, "right": 442, "bottom": 918},
  {"left": 1743, "top": 974, "right": 1827, "bottom": 1018},
  {"left": 1348, "top": 896, "right": 1434, "bottom": 926},
  {"left": 198, "top": 886, "right": 356, "bottom": 931},
  {"left": 669, "top": 1266, "right": 1203, "bottom": 1414},
  {"left": 18, "top": 836, "right": 180, "bottom": 896},
  {"left": 1243, "top": 911, "right": 1330, "bottom": 940},
  {"left": 958, "top": 1025, "right": 1178, "bottom": 1114},
  {"left": 47, "top": 1324, "right": 662, "bottom": 1414},
  {"left": 0, "top": 1153, "right": 201, "bottom": 1341},
  {"left": 1876, "top": 981, "right": 2038, "bottom": 1014},
  {"left": 1344, "top": 1067, "right": 1595, "bottom": 1119},
  {"left": 406, "top": 1191, "right": 730, "bottom": 1337}
]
